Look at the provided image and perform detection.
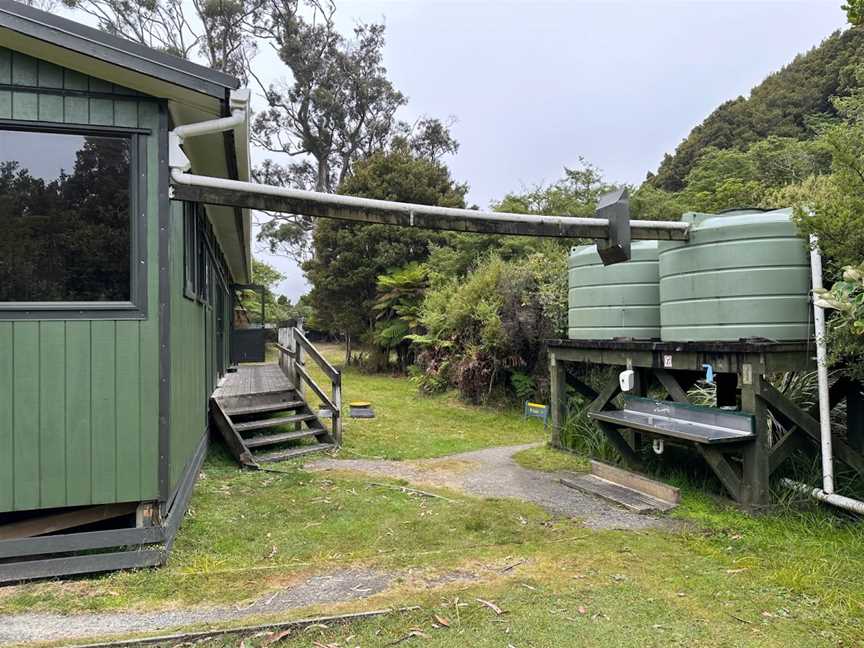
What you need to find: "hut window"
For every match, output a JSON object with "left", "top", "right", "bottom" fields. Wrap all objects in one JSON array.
[
  {"left": 0, "top": 128, "right": 133, "bottom": 303},
  {"left": 183, "top": 202, "right": 198, "bottom": 300},
  {"left": 184, "top": 202, "right": 211, "bottom": 303}
]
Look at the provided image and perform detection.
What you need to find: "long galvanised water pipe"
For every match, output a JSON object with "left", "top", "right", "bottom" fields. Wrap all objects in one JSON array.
[
  {"left": 168, "top": 88, "right": 690, "bottom": 245},
  {"left": 168, "top": 169, "right": 691, "bottom": 242}
]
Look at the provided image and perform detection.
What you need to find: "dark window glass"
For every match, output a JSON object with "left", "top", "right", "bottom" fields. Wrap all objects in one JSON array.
[
  {"left": 0, "top": 129, "right": 131, "bottom": 302},
  {"left": 183, "top": 202, "right": 196, "bottom": 299},
  {"left": 197, "top": 216, "right": 207, "bottom": 302}
]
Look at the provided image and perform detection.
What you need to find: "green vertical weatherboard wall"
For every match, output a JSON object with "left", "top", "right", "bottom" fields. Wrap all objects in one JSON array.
[
  {"left": 168, "top": 201, "right": 232, "bottom": 492},
  {"left": 0, "top": 48, "right": 161, "bottom": 512}
]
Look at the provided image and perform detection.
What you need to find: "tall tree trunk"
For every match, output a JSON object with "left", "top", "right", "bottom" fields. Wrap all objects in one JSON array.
[
  {"left": 316, "top": 157, "right": 330, "bottom": 192},
  {"left": 345, "top": 333, "right": 352, "bottom": 366}
]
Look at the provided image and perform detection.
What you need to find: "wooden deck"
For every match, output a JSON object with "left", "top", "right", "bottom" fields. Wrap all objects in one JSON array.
[{"left": 213, "top": 364, "right": 294, "bottom": 399}]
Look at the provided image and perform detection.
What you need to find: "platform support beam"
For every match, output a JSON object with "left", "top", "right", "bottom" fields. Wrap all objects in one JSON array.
[
  {"left": 550, "top": 353, "right": 568, "bottom": 449},
  {"left": 740, "top": 372, "right": 770, "bottom": 510}
]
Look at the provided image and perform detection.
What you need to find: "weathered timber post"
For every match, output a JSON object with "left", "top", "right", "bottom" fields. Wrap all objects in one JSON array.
[
  {"left": 740, "top": 367, "right": 770, "bottom": 510},
  {"left": 550, "top": 352, "right": 568, "bottom": 449},
  {"left": 332, "top": 371, "right": 343, "bottom": 446},
  {"left": 294, "top": 325, "right": 305, "bottom": 402}
]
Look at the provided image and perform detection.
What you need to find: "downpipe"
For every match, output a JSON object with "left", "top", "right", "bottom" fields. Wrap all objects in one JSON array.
[
  {"left": 172, "top": 109, "right": 246, "bottom": 141},
  {"left": 170, "top": 88, "right": 250, "bottom": 169},
  {"left": 782, "top": 236, "right": 864, "bottom": 516}
]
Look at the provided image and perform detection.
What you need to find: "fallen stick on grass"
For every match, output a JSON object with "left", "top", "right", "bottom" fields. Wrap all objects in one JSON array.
[
  {"left": 366, "top": 482, "right": 458, "bottom": 502},
  {"left": 71, "top": 607, "right": 422, "bottom": 648}
]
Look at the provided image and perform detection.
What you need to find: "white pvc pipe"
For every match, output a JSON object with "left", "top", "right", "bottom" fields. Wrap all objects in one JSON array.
[
  {"left": 169, "top": 168, "right": 692, "bottom": 239},
  {"left": 781, "top": 479, "right": 864, "bottom": 515},
  {"left": 173, "top": 109, "right": 245, "bottom": 141},
  {"left": 786, "top": 235, "right": 864, "bottom": 516},
  {"left": 810, "top": 235, "right": 834, "bottom": 494}
]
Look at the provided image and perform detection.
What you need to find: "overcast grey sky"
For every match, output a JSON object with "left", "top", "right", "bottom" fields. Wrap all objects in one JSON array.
[{"left": 249, "top": 0, "right": 847, "bottom": 301}]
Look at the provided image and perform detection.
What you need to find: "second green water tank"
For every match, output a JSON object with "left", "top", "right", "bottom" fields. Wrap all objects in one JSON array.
[
  {"left": 659, "top": 208, "right": 811, "bottom": 342},
  {"left": 568, "top": 241, "right": 661, "bottom": 340}
]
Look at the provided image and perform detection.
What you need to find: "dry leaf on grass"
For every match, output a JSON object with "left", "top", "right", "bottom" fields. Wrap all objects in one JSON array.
[
  {"left": 262, "top": 629, "right": 293, "bottom": 645},
  {"left": 433, "top": 614, "right": 451, "bottom": 628},
  {"left": 476, "top": 598, "right": 504, "bottom": 615},
  {"left": 386, "top": 628, "right": 430, "bottom": 645}
]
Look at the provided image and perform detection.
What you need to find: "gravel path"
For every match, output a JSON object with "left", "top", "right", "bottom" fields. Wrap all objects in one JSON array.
[
  {"left": 1, "top": 444, "right": 676, "bottom": 645},
  {"left": 308, "top": 443, "right": 678, "bottom": 531},
  {"left": 0, "top": 569, "right": 392, "bottom": 646}
]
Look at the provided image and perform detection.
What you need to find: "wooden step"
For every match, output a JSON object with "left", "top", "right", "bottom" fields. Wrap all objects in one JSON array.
[
  {"left": 225, "top": 400, "right": 305, "bottom": 417},
  {"left": 255, "top": 443, "right": 335, "bottom": 463},
  {"left": 244, "top": 428, "right": 327, "bottom": 448},
  {"left": 560, "top": 474, "right": 678, "bottom": 513},
  {"left": 234, "top": 413, "right": 318, "bottom": 433}
]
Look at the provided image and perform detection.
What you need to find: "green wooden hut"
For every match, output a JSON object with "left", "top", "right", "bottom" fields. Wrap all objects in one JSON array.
[{"left": 0, "top": 0, "right": 251, "bottom": 580}]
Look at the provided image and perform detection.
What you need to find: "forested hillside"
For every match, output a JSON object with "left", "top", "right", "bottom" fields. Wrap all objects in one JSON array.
[{"left": 648, "top": 27, "right": 864, "bottom": 191}]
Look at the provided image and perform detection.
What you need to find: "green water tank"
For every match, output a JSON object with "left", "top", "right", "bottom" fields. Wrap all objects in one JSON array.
[
  {"left": 659, "top": 208, "right": 811, "bottom": 342},
  {"left": 568, "top": 241, "right": 661, "bottom": 340}
]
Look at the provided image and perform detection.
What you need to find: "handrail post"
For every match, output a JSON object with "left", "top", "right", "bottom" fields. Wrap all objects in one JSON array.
[
  {"left": 332, "top": 371, "right": 342, "bottom": 446},
  {"left": 293, "top": 326, "right": 304, "bottom": 401}
]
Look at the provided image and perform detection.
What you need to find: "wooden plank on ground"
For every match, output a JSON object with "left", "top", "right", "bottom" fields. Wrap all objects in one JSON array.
[{"left": 0, "top": 503, "right": 138, "bottom": 540}]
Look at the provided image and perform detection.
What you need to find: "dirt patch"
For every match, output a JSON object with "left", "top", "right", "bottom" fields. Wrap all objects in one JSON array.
[{"left": 307, "top": 444, "right": 680, "bottom": 532}]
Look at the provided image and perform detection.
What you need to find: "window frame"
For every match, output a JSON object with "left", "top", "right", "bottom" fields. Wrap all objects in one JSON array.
[
  {"left": 184, "top": 201, "right": 225, "bottom": 309},
  {"left": 0, "top": 121, "right": 149, "bottom": 320},
  {"left": 183, "top": 201, "right": 198, "bottom": 301}
]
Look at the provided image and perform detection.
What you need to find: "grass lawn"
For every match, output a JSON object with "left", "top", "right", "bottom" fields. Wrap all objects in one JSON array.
[
  {"left": 300, "top": 343, "right": 549, "bottom": 460},
  {"left": 512, "top": 444, "right": 590, "bottom": 473},
  {"left": 3, "top": 346, "right": 864, "bottom": 646}
]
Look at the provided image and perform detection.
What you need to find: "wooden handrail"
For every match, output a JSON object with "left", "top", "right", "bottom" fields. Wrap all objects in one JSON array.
[
  {"left": 275, "top": 342, "right": 296, "bottom": 358},
  {"left": 295, "top": 362, "right": 336, "bottom": 412},
  {"left": 294, "top": 330, "right": 340, "bottom": 383},
  {"left": 276, "top": 326, "right": 343, "bottom": 446}
]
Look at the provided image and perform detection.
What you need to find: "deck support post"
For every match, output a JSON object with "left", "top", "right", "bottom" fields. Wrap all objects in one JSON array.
[
  {"left": 740, "top": 370, "right": 770, "bottom": 511},
  {"left": 550, "top": 353, "right": 567, "bottom": 449}
]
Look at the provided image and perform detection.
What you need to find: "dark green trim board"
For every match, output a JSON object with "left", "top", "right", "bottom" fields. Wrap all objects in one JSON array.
[
  {"left": 158, "top": 102, "right": 171, "bottom": 505},
  {"left": 0, "top": 525, "right": 165, "bottom": 560},
  {"left": 0, "top": 83, "right": 157, "bottom": 102},
  {"left": 0, "top": 549, "right": 166, "bottom": 583},
  {"left": 163, "top": 431, "right": 208, "bottom": 553},
  {"left": 0, "top": 116, "right": 151, "bottom": 134}
]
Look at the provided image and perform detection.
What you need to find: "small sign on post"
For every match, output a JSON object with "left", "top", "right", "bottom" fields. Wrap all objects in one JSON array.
[{"left": 524, "top": 401, "right": 550, "bottom": 429}]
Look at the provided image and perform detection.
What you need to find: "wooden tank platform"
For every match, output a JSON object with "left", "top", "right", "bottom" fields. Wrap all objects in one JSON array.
[{"left": 547, "top": 338, "right": 863, "bottom": 510}]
